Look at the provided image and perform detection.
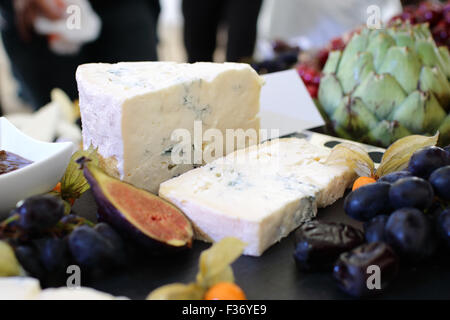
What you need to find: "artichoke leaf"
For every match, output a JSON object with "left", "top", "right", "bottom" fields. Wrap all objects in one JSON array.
[
  {"left": 375, "top": 132, "right": 439, "bottom": 177},
  {"left": 353, "top": 72, "right": 406, "bottom": 120},
  {"left": 366, "top": 31, "right": 395, "bottom": 71},
  {"left": 318, "top": 74, "right": 343, "bottom": 117},
  {"left": 337, "top": 51, "right": 374, "bottom": 94},
  {"left": 378, "top": 46, "right": 421, "bottom": 94},
  {"left": 418, "top": 66, "right": 450, "bottom": 108},
  {"left": 332, "top": 97, "right": 378, "bottom": 139},
  {"left": 322, "top": 51, "right": 342, "bottom": 74},
  {"left": 325, "top": 142, "right": 374, "bottom": 177},
  {"left": 339, "top": 32, "right": 369, "bottom": 70},
  {"left": 364, "top": 120, "right": 411, "bottom": 147},
  {"left": 394, "top": 31, "right": 415, "bottom": 49},
  {"left": 415, "top": 38, "right": 442, "bottom": 68},
  {"left": 389, "top": 91, "right": 447, "bottom": 134},
  {"left": 437, "top": 46, "right": 450, "bottom": 78},
  {"left": 413, "top": 23, "right": 432, "bottom": 40}
]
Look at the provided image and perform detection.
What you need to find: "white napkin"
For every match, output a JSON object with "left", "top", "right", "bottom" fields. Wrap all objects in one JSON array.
[
  {"left": 6, "top": 89, "right": 81, "bottom": 146},
  {"left": 34, "top": 0, "right": 102, "bottom": 55},
  {"left": 260, "top": 69, "right": 325, "bottom": 138}
]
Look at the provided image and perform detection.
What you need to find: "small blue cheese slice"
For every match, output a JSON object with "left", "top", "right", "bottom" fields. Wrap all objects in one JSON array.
[
  {"left": 159, "top": 138, "right": 355, "bottom": 256},
  {"left": 77, "top": 62, "right": 263, "bottom": 193}
]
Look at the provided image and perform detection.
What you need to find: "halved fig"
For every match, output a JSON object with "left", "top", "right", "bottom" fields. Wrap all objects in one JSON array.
[{"left": 78, "top": 157, "right": 193, "bottom": 252}]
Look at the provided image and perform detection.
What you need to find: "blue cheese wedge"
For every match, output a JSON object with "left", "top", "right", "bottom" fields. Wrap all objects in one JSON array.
[
  {"left": 76, "top": 62, "right": 263, "bottom": 193},
  {"left": 159, "top": 138, "right": 356, "bottom": 256}
]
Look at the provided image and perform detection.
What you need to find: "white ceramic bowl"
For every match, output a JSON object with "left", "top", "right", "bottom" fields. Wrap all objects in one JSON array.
[{"left": 0, "top": 117, "right": 73, "bottom": 218}]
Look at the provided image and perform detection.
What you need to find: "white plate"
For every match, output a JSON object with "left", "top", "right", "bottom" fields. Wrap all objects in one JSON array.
[{"left": 0, "top": 117, "right": 73, "bottom": 217}]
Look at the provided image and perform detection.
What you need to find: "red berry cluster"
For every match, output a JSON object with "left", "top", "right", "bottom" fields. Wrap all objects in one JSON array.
[
  {"left": 296, "top": 64, "right": 321, "bottom": 98},
  {"left": 296, "top": 37, "right": 347, "bottom": 98},
  {"left": 317, "top": 37, "right": 346, "bottom": 70},
  {"left": 389, "top": 1, "right": 450, "bottom": 48},
  {"left": 296, "top": 35, "right": 346, "bottom": 98}
]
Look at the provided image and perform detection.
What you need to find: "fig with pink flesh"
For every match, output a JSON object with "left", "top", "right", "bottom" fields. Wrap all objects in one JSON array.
[{"left": 79, "top": 158, "right": 193, "bottom": 252}]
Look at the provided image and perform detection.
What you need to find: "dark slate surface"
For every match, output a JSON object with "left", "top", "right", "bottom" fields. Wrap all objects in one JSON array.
[{"left": 72, "top": 190, "right": 450, "bottom": 300}]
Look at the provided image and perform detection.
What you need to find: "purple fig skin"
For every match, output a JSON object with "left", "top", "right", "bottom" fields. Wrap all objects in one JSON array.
[
  {"left": 81, "top": 161, "right": 193, "bottom": 253},
  {"left": 96, "top": 208, "right": 190, "bottom": 254}
]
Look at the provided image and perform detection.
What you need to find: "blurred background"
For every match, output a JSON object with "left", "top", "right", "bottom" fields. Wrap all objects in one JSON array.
[
  {"left": 0, "top": 0, "right": 401, "bottom": 113},
  {"left": 0, "top": 0, "right": 448, "bottom": 145}
]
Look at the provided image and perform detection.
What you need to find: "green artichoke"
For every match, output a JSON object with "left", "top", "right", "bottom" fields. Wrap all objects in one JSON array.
[{"left": 318, "top": 22, "right": 450, "bottom": 147}]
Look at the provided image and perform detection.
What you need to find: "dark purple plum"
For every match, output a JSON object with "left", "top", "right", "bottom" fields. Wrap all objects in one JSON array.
[
  {"left": 14, "top": 245, "right": 46, "bottom": 280},
  {"left": 429, "top": 166, "right": 450, "bottom": 201},
  {"left": 333, "top": 242, "right": 399, "bottom": 297},
  {"left": 407, "top": 146, "right": 450, "bottom": 178},
  {"left": 444, "top": 145, "right": 450, "bottom": 154},
  {"left": 16, "top": 195, "right": 64, "bottom": 233},
  {"left": 344, "top": 182, "right": 392, "bottom": 221},
  {"left": 428, "top": 200, "right": 447, "bottom": 221},
  {"left": 293, "top": 221, "right": 364, "bottom": 271},
  {"left": 436, "top": 209, "right": 450, "bottom": 248},
  {"left": 389, "top": 177, "right": 434, "bottom": 210},
  {"left": 68, "top": 225, "right": 117, "bottom": 270},
  {"left": 363, "top": 215, "right": 389, "bottom": 243},
  {"left": 39, "top": 238, "right": 71, "bottom": 273},
  {"left": 378, "top": 171, "right": 412, "bottom": 184},
  {"left": 94, "top": 223, "right": 126, "bottom": 265},
  {"left": 385, "top": 208, "right": 436, "bottom": 261},
  {"left": 94, "top": 223, "right": 123, "bottom": 249}
]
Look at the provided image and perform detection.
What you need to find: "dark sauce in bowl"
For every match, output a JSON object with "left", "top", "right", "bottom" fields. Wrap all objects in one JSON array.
[{"left": 0, "top": 150, "right": 33, "bottom": 175}]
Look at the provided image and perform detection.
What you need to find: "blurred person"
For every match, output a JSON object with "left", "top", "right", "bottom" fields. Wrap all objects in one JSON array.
[
  {"left": 0, "top": 0, "right": 160, "bottom": 110},
  {"left": 258, "top": 0, "right": 402, "bottom": 50},
  {"left": 182, "top": 0, "right": 263, "bottom": 63}
]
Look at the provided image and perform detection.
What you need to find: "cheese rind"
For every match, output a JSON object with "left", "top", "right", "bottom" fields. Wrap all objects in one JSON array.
[
  {"left": 76, "top": 62, "right": 263, "bottom": 193},
  {"left": 159, "top": 138, "right": 355, "bottom": 256}
]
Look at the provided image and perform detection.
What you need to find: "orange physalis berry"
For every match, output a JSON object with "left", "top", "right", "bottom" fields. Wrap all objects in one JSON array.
[
  {"left": 204, "top": 282, "right": 246, "bottom": 300},
  {"left": 352, "top": 176, "right": 377, "bottom": 191},
  {"left": 52, "top": 182, "right": 62, "bottom": 193}
]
